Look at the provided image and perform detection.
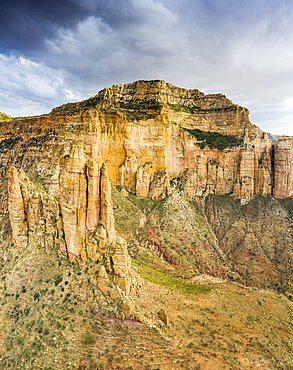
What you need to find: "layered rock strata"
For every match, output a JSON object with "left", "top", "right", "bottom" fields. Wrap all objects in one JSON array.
[
  {"left": 50, "top": 80, "right": 275, "bottom": 203},
  {"left": 7, "top": 146, "right": 139, "bottom": 309},
  {"left": 2, "top": 79, "right": 293, "bottom": 296},
  {"left": 273, "top": 136, "right": 293, "bottom": 198},
  {"left": 1, "top": 80, "right": 288, "bottom": 204}
]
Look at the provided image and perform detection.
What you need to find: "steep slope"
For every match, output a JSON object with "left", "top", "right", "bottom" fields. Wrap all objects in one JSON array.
[
  {"left": 111, "top": 186, "right": 293, "bottom": 294},
  {"left": 1, "top": 80, "right": 293, "bottom": 369},
  {"left": 205, "top": 194, "right": 293, "bottom": 291},
  {"left": 1, "top": 219, "right": 293, "bottom": 370},
  {"left": 0, "top": 80, "right": 275, "bottom": 204}
]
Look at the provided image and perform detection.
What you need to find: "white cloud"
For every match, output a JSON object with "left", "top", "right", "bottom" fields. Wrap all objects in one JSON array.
[{"left": 0, "top": 54, "right": 82, "bottom": 116}]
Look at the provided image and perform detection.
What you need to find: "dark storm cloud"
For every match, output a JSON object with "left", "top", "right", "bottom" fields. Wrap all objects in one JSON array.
[
  {"left": 0, "top": 0, "right": 156, "bottom": 54},
  {"left": 0, "top": 0, "right": 92, "bottom": 54}
]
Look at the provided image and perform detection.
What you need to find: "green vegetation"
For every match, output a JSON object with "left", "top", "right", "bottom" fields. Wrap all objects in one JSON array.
[
  {"left": 0, "top": 112, "right": 43, "bottom": 121},
  {"left": 0, "top": 137, "right": 23, "bottom": 152},
  {"left": 52, "top": 98, "right": 163, "bottom": 121},
  {"left": 26, "top": 135, "right": 54, "bottom": 146},
  {"left": 54, "top": 275, "right": 63, "bottom": 286},
  {"left": 118, "top": 100, "right": 162, "bottom": 111},
  {"left": 0, "top": 112, "right": 13, "bottom": 122},
  {"left": 278, "top": 197, "right": 293, "bottom": 218},
  {"left": 27, "top": 171, "right": 47, "bottom": 194},
  {"left": 102, "top": 99, "right": 162, "bottom": 122},
  {"left": 114, "top": 107, "right": 155, "bottom": 122},
  {"left": 167, "top": 103, "right": 196, "bottom": 114},
  {"left": 183, "top": 127, "right": 243, "bottom": 150},
  {"left": 133, "top": 261, "right": 212, "bottom": 295}
]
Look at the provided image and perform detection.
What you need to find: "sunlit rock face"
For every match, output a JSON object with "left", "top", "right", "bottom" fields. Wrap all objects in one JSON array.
[
  {"left": 3, "top": 80, "right": 292, "bottom": 257},
  {"left": 1, "top": 80, "right": 279, "bottom": 206},
  {"left": 273, "top": 136, "right": 293, "bottom": 198},
  {"left": 49, "top": 80, "right": 274, "bottom": 203},
  {"left": 7, "top": 160, "right": 136, "bottom": 304},
  {"left": 3, "top": 79, "right": 293, "bottom": 307}
]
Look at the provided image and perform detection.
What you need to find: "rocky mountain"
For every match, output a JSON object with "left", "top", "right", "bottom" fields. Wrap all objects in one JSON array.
[{"left": 0, "top": 80, "right": 293, "bottom": 369}]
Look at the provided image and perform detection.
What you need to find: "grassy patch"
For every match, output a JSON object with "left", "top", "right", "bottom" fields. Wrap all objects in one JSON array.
[
  {"left": 167, "top": 103, "right": 196, "bottom": 114},
  {"left": 27, "top": 171, "right": 47, "bottom": 194},
  {"left": 182, "top": 127, "right": 243, "bottom": 150},
  {"left": 278, "top": 197, "right": 293, "bottom": 218},
  {"left": 103, "top": 99, "right": 162, "bottom": 121},
  {"left": 0, "top": 113, "right": 13, "bottom": 122},
  {"left": 133, "top": 261, "right": 213, "bottom": 295},
  {"left": 26, "top": 135, "right": 55, "bottom": 146},
  {"left": 127, "top": 192, "right": 160, "bottom": 213},
  {"left": 52, "top": 98, "right": 162, "bottom": 121}
]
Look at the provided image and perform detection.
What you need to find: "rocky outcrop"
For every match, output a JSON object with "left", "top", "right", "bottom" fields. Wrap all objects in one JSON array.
[
  {"left": 205, "top": 194, "right": 293, "bottom": 290},
  {"left": 58, "top": 145, "right": 117, "bottom": 260},
  {"left": 3, "top": 79, "right": 293, "bottom": 299},
  {"left": 273, "top": 136, "right": 293, "bottom": 198},
  {"left": 7, "top": 147, "right": 139, "bottom": 308},
  {"left": 59, "top": 144, "right": 88, "bottom": 260},
  {"left": 46, "top": 80, "right": 276, "bottom": 203},
  {"left": 7, "top": 167, "right": 27, "bottom": 248},
  {"left": 0, "top": 80, "right": 287, "bottom": 204}
]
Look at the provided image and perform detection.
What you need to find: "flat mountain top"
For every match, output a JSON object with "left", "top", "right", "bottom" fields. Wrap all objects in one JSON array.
[{"left": 51, "top": 79, "right": 239, "bottom": 114}]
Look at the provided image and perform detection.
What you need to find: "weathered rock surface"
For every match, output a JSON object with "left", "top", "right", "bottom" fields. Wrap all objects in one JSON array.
[
  {"left": 2, "top": 79, "right": 293, "bottom": 295},
  {"left": 7, "top": 157, "right": 139, "bottom": 311},
  {"left": 7, "top": 167, "right": 27, "bottom": 248},
  {"left": 3, "top": 81, "right": 293, "bottom": 370},
  {"left": 205, "top": 194, "right": 293, "bottom": 290},
  {"left": 49, "top": 80, "right": 281, "bottom": 202},
  {"left": 0, "top": 80, "right": 290, "bottom": 203},
  {"left": 273, "top": 136, "right": 293, "bottom": 198}
]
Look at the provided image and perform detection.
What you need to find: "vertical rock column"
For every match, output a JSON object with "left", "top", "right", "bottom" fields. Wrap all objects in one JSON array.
[
  {"left": 7, "top": 167, "right": 27, "bottom": 247},
  {"left": 234, "top": 147, "right": 255, "bottom": 203},
  {"left": 59, "top": 145, "right": 116, "bottom": 259},
  {"left": 273, "top": 136, "right": 293, "bottom": 198},
  {"left": 100, "top": 163, "right": 116, "bottom": 243},
  {"left": 112, "top": 237, "right": 132, "bottom": 295},
  {"left": 135, "top": 162, "right": 152, "bottom": 198},
  {"left": 86, "top": 159, "right": 102, "bottom": 231},
  {"left": 59, "top": 145, "right": 87, "bottom": 260}
]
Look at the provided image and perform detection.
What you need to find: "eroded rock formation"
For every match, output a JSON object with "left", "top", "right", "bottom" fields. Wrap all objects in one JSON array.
[
  {"left": 273, "top": 136, "right": 293, "bottom": 198},
  {"left": 1, "top": 80, "right": 290, "bottom": 204},
  {"left": 7, "top": 146, "right": 139, "bottom": 312},
  {"left": 49, "top": 80, "right": 278, "bottom": 202},
  {"left": 3, "top": 80, "right": 293, "bottom": 295}
]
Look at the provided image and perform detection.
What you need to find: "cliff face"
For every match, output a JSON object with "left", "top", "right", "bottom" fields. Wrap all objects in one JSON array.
[
  {"left": 1, "top": 80, "right": 293, "bottom": 289},
  {"left": 2, "top": 81, "right": 293, "bottom": 369},
  {"left": 7, "top": 151, "right": 139, "bottom": 315},
  {"left": 1, "top": 80, "right": 283, "bottom": 204},
  {"left": 273, "top": 136, "right": 293, "bottom": 198}
]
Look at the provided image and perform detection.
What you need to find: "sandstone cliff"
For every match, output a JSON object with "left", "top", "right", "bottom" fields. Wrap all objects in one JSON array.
[
  {"left": 7, "top": 155, "right": 139, "bottom": 316},
  {"left": 1, "top": 81, "right": 293, "bottom": 369},
  {"left": 1, "top": 80, "right": 290, "bottom": 203},
  {"left": 273, "top": 136, "right": 293, "bottom": 198},
  {"left": 1, "top": 80, "right": 292, "bottom": 289}
]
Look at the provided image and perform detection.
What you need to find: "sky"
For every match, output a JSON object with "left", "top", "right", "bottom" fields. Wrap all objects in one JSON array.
[{"left": 1, "top": 0, "right": 293, "bottom": 135}]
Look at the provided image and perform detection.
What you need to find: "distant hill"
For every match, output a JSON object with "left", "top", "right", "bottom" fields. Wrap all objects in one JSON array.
[
  {"left": 0, "top": 112, "right": 13, "bottom": 122},
  {"left": 267, "top": 132, "right": 280, "bottom": 143},
  {"left": 267, "top": 132, "right": 293, "bottom": 143}
]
